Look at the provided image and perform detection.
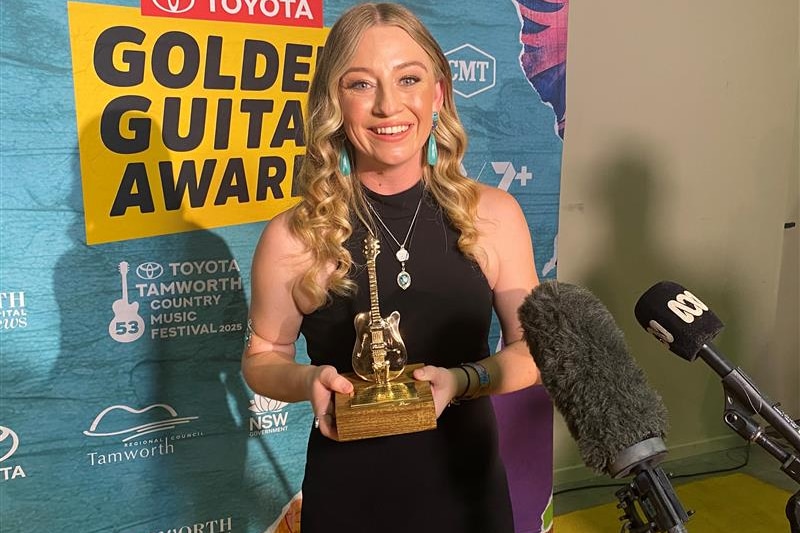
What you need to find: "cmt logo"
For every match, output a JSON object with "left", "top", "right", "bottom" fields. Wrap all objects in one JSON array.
[
  {"left": 150, "top": 0, "right": 195, "bottom": 13},
  {"left": 445, "top": 44, "right": 496, "bottom": 98},
  {"left": 249, "top": 394, "right": 289, "bottom": 436},
  {"left": 667, "top": 290, "right": 709, "bottom": 324},
  {"left": 0, "top": 426, "right": 26, "bottom": 481}
]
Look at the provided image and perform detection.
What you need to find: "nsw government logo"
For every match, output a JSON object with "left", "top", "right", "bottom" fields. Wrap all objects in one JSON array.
[
  {"left": 445, "top": 44, "right": 496, "bottom": 98},
  {"left": 0, "top": 426, "right": 26, "bottom": 481},
  {"left": 83, "top": 403, "right": 202, "bottom": 467},
  {"left": 249, "top": 394, "right": 289, "bottom": 437}
]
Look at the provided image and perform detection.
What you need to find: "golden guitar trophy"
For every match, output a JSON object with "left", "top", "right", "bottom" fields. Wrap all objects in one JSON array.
[{"left": 334, "top": 235, "right": 436, "bottom": 441}]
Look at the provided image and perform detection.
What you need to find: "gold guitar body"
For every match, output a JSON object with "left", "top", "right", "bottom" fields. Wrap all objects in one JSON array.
[{"left": 352, "top": 311, "right": 408, "bottom": 384}]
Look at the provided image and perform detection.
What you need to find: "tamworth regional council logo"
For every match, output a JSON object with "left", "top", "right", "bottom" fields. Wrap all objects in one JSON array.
[
  {"left": 0, "top": 426, "right": 26, "bottom": 481},
  {"left": 83, "top": 404, "right": 201, "bottom": 466},
  {"left": 249, "top": 395, "right": 289, "bottom": 437}
]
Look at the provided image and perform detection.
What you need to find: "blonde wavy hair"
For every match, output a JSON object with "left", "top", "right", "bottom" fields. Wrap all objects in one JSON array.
[{"left": 289, "top": 2, "right": 481, "bottom": 308}]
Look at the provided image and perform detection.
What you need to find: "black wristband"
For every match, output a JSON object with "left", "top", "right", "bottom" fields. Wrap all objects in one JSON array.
[
  {"left": 462, "top": 362, "right": 490, "bottom": 398},
  {"left": 450, "top": 366, "right": 472, "bottom": 405}
]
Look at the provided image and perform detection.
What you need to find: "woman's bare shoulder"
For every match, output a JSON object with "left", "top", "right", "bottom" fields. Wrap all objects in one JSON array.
[
  {"left": 475, "top": 183, "right": 526, "bottom": 226},
  {"left": 255, "top": 209, "right": 307, "bottom": 259}
]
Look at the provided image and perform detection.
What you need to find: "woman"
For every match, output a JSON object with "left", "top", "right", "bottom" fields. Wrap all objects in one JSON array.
[{"left": 242, "top": 3, "right": 541, "bottom": 532}]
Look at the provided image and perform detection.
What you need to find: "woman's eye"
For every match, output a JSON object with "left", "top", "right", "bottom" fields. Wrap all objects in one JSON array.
[
  {"left": 400, "top": 76, "right": 420, "bottom": 86},
  {"left": 346, "top": 80, "right": 372, "bottom": 90}
]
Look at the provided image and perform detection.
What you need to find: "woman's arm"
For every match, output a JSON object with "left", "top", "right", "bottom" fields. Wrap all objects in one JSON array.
[
  {"left": 413, "top": 185, "right": 540, "bottom": 410},
  {"left": 476, "top": 184, "right": 541, "bottom": 394},
  {"left": 242, "top": 211, "right": 353, "bottom": 438}
]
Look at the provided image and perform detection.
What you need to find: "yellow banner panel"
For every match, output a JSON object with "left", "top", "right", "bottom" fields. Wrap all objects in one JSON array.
[{"left": 68, "top": 1, "right": 328, "bottom": 244}]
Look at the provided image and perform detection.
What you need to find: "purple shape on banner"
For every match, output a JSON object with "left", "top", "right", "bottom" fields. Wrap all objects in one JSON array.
[
  {"left": 517, "top": 0, "right": 569, "bottom": 139},
  {"left": 493, "top": 385, "right": 554, "bottom": 533}
]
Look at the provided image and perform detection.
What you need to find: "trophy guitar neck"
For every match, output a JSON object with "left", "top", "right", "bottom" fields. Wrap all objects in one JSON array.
[{"left": 352, "top": 235, "right": 408, "bottom": 384}]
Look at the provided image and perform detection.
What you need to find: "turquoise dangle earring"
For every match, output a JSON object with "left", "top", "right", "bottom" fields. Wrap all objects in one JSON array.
[
  {"left": 427, "top": 112, "right": 439, "bottom": 166},
  {"left": 338, "top": 145, "right": 351, "bottom": 177}
]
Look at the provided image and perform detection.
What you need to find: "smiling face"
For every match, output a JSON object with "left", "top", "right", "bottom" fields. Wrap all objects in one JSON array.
[{"left": 338, "top": 25, "right": 443, "bottom": 187}]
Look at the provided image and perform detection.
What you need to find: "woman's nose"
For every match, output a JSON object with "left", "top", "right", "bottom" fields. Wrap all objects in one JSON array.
[{"left": 373, "top": 84, "right": 401, "bottom": 116}]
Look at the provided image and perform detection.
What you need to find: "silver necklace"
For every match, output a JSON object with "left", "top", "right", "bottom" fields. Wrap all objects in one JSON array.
[{"left": 366, "top": 195, "right": 423, "bottom": 290}]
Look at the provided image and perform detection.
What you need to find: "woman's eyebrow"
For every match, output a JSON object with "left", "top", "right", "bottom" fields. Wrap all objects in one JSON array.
[{"left": 342, "top": 60, "right": 429, "bottom": 77}]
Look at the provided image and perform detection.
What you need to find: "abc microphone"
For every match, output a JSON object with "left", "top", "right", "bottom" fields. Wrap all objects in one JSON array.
[
  {"left": 519, "top": 280, "right": 691, "bottom": 533},
  {"left": 635, "top": 281, "right": 800, "bottom": 532},
  {"left": 634, "top": 281, "right": 800, "bottom": 456}
]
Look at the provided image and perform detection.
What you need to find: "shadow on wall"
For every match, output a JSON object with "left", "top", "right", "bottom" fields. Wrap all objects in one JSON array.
[
  {"left": 47, "top": 116, "right": 283, "bottom": 532},
  {"left": 579, "top": 142, "right": 745, "bottom": 458}
]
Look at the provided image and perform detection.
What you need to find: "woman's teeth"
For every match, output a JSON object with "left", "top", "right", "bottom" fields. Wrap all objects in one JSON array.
[{"left": 374, "top": 125, "right": 410, "bottom": 135}]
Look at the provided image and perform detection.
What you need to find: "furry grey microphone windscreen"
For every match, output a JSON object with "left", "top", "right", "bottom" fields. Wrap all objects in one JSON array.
[{"left": 518, "top": 280, "right": 669, "bottom": 474}]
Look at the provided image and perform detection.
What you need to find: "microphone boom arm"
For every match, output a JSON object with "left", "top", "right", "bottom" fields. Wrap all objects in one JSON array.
[
  {"left": 715, "top": 358, "right": 800, "bottom": 533},
  {"left": 723, "top": 396, "right": 800, "bottom": 484},
  {"left": 701, "top": 342, "right": 800, "bottom": 454}
]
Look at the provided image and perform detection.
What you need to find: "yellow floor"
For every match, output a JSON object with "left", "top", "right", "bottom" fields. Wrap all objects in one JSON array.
[{"left": 555, "top": 472, "right": 792, "bottom": 533}]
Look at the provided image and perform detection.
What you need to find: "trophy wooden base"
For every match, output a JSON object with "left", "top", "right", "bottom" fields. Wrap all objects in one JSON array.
[{"left": 334, "top": 363, "right": 436, "bottom": 442}]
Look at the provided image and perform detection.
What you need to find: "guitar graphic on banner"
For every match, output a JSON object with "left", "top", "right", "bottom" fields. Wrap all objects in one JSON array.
[{"left": 108, "top": 261, "right": 145, "bottom": 343}]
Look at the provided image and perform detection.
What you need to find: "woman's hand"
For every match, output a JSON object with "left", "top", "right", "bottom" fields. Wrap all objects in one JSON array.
[
  {"left": 308, "top": 364, "right": 354, "bottom": 440},
  {"left": 412, "top": 365, "right": 460, "bottom": 418}
]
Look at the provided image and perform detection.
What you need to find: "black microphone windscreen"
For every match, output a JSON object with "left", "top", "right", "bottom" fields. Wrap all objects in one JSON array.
[
  {"left": 519, "top": 280, "right": 668, "bottom": 474},
  {"left": 634, "top": 281, "right": 724, "bottom": 361}
]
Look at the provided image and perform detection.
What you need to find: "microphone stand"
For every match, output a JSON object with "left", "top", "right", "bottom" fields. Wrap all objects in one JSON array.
[
  {"left": 789, "top": 492, "right": 800, "bottom": 533},
  {"left": 722, "top": 382, "right": 800, "bottom": 533},
  {"left": 612, "top": 437, "right": 692, "bottom": 532},
  {"left": 614, "top": 465, "right": 691, "bottom": 533},
  {"left": 691, "top": 342, "right": 800, "bottom": 532}
]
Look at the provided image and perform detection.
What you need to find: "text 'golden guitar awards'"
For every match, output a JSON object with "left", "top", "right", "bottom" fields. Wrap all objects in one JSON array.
[{"left": 68, "top": 1, "right": 328, "bottom": 244}]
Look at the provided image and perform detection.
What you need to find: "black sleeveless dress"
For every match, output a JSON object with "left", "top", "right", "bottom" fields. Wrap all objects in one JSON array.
[{"left": 299, "top": 182, "right": 514, "bottom": 533}]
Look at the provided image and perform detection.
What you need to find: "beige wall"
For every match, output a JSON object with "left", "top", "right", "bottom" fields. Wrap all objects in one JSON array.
[{"left": 556, "top": 0, "right": 799, "bottom": 483}]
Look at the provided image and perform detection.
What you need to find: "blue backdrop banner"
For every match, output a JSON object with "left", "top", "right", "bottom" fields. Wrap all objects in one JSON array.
[{"left": 0, "top": 1, "right": 567, "bottom": 531}]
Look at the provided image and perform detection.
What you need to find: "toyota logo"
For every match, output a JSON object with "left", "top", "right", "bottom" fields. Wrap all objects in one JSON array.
[
  {"left": 136, "top": 262, "right": 164, "bottom": 280},
  {"left": 150, "top": 0, "right": 196, "bottom": 14}
]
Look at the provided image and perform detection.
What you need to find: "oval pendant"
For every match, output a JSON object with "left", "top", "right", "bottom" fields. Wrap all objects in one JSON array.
[
  {"left": 397, "top": 270, "right": 411, "bottom": 290},
  {"left": 396, "top": 247, "right": 409, "bottom": 262}
]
